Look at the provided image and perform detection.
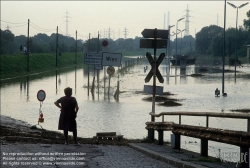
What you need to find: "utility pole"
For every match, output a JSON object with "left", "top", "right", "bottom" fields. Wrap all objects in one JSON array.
[
  {"left": 222, "top": 0, "right": 226, "bottom": 95},
  {"left": 88, "top": 33, "right": 90, "bottom": 96},
  {"left": 75, "top": 30, "right": 77, "bottom": 64},
  {"left": 164, "top": 13, "right": 166, "bottom": 29},
  {"left": 184, "top": 5, "right": 191, "bottom": 36},
  {"left": 6, "top": 24, "right": 10, "bottom": 30},
  {"left": 56, "top": 26, "right": 58, "bottom": 67},
  {"left": 217, "top": 13, "right": 219, "bottom": 26},
  {"left": 108, "top": 27, "right": 111, "bottom": 39},
  {"left": 123, "top": 27, "right": 128, "bottom": 39},
  {"left": 97, "top": 31, "right": 100, "bottom": 100},
  {"left": 63, "top": 10, "right": 71, "bottom": 37},
  {"left": 113, "top": 29, "right": 115, "bottom": 40},
  {"left": 27, "top": 19, "right": 30, "bottom": 72},
  {"left": 106, "top": 27, "right": 113, "bottom": 39}
]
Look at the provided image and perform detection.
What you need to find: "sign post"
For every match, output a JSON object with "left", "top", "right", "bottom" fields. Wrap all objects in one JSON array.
[
  {"left": 37, "top": 90, "right": 46, "bottom": 124},
  {"left": 107, "top": 66, "right": 115, "bottom": 99},
  {"left": 140, "top": 28, "right": 168, "bottom": 141},
  {"left": 102, "top": 40, "right": 108, "bottom": 99}
]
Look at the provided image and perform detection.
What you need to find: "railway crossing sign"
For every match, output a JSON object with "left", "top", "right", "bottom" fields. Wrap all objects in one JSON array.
[
  {"left": 145, "top": 52, "right": 165, "bottom": 83},
  {"left": 140, "top": 28, "right": 169, "bottom": 140},
  {"left": 140, "top": 28, "right": 168, "bottom": 49}
]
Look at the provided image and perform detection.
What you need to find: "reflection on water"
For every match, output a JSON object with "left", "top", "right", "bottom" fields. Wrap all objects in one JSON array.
[{"left": 1, "top": 59, "right": 250, "bottom": 158}]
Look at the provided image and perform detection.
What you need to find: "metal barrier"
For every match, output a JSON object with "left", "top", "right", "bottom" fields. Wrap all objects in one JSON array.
[{"left": 146, "top": 111, "right": 250, "bottom": 166}]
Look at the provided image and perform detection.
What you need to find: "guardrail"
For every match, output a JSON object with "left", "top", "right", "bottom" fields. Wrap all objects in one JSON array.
[{"left": 146, "top": 111, "right": 250, "bottom": 167}]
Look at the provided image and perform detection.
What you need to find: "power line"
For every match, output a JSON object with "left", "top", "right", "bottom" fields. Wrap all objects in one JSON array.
[
  {"left": 0, "top": 20, "right": 26, "bottom": 24},
  {"left": 30, "top": 21, "right": 55, "bottom": 32},
  {"left": 58, "top": 28, "right": 65, "bottom": 35},
  {"left": 2, "top": 23, "right": 27, "bottom": 28},
  {"left": 30, "top": 25, "right": 55, "bottom": 33},
  {"left": 29, "top": 23, "right": 55, "bottom": 34}
]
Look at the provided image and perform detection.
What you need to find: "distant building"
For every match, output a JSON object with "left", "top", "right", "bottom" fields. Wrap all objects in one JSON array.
[{"left": 247, "top": 44, "right": 250, "bottom": 58}]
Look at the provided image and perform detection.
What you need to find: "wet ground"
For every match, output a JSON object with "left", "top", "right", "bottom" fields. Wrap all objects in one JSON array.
[
  {"left": 0, "top": 115, "right": 241, "bottom": 168},
  {"left": 0, "top": 115, "right": 141, "bottom": 146}
]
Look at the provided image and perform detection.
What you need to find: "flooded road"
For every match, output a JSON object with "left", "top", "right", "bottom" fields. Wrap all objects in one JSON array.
[{"left": 1, "top": 56, "right": 250, "bottom": 158}]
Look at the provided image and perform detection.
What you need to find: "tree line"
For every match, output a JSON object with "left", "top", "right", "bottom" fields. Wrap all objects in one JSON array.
[
  {"left": 0, "top": 29, "right": 196, "bottom": 56},
  {"left": 0, "top": 31, "right": 84, "bottom": 54},
  {"left": 1, "top": 10, "right": 250, "bottom": 57},
  {"left": 196, "top": 10, "right": 250, "bottom": 58}
]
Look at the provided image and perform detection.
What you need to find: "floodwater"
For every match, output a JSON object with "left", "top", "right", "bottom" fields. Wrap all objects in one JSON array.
[{"left": 1, "top": 56, "right": 250, "bottom": 159}]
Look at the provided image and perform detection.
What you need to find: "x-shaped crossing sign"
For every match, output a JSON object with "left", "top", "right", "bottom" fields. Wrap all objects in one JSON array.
[{"left": 145, "top": 52, "right": 165, "bottom": 83}]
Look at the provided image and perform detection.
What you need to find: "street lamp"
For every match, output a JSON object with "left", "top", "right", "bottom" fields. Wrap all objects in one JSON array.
[
  {"left": 175, "top": 17, "right": 185, "bottom": 76},
  {"left": 177, "top": 29, "right": 186, "bottom": 55},
  {"left": 167, "top": 25, "right": 175, "bottom": 67},
  {"left": 227, "top": 2, "right": 249, "bottom": 83}
]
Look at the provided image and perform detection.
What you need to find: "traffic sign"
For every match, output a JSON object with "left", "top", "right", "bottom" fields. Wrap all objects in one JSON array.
[
  {"left": 144, "top": 85, "right": 163, "bottom": 95},
  {"left": 156, "top": 52, "right": 165, "bottom": 65},
  {"left": 145, "top": 69, "right": 154, "bottom": 83},
  {"left": 84, "top": 52, "right": 102, "bottom": 59},
  {"left": 144, "top": 52, "right": 165, "bottom": 83},
  {"left": 84, "top": 52, "right": 102, "bottom": 65},
  {"left": 102, "top": 40, "right": 108, "bottom": 47},
  {"left": 140, "top": 39, "right": 168, "bottom": 48},
  {"left": 107, "top": 66, "right": 115, "bottom": 75},
  {"left": 102, "top": 52, "right": 122, "bottom": 66},
  {"left": 37, "top": 90, "right": 46, "bottom": 102},
  {"left": 141, "top": 29, "right": 169, "bottom": 39},
  {"left": 155, "top": 68, "right": 164, "bottom": 83}
]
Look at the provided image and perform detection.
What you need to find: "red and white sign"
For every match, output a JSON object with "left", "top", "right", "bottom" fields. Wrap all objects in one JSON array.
[
  {"left": 107, "top": 66, "right": 115, "bottom": 75},
  {"left": 102, "top": 40, "right": 108, "bottom": 47}
]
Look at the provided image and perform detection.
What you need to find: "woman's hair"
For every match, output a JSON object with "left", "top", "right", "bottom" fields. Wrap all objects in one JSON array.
[{"left": 64, "top": 87, "right": 72, "bottom": 96}]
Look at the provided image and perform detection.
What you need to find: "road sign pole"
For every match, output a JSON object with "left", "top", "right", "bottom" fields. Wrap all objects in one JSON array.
[
  {"left": 152, "top": 28, "right": 157, "bottom": 119},
  {"left": 97, "top": 32, "right": 100, "bottom": 100},
  {"left": 88, "top": 33, "right": 90, "bottom": 97},
  {"left": 149, "top": 28, "right": 157, "bottom": 141},
  {"left": 108, "top": 75, "right": 111, "bottom": 100}
]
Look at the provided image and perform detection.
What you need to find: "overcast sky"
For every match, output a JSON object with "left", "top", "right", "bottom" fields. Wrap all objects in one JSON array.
[{"left": 1, "top": 1, "right": 249, "bottom": 41}]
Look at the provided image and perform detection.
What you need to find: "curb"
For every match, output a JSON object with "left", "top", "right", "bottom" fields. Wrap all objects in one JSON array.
[{"left": 128, "top": 143, "right": 206, "bottom": 168}]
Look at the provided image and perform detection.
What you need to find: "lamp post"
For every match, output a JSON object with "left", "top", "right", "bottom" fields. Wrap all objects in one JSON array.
[
  {"left": 178, "top": 29, "right": 186, "bottom": 55},
  {"left": 222, "top": 0, "right": 226, "bottom": 95},
  {"left": 175, "top": 17, "right": 185, "bottom": 76},
  {"left": 167, "top": 25, "right": 175, "bottom": 67},
  {"left": 227, "top": 2, "right": 249, "bottom": 83}
]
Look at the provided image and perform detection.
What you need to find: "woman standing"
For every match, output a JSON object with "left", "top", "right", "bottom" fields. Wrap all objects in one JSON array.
[{"left": 54, "top": 87, "right": 79, "bottom": 145}]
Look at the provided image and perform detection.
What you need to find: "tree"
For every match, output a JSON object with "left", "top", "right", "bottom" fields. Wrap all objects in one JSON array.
[
  {"left": 210, "top": 32, "right": 223, "bottom": 57},
  {"left": 15, "top": 35, "right": 26, "bottom": 48},
  {"left": 195, "top": 25, "right": 223, "bottom": 54},
  {"left": 243, "top": 10, "right": 250, "bottom": 30},
  {"left": 1, "top": 30, "right": 15, "bottom": 54}
]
